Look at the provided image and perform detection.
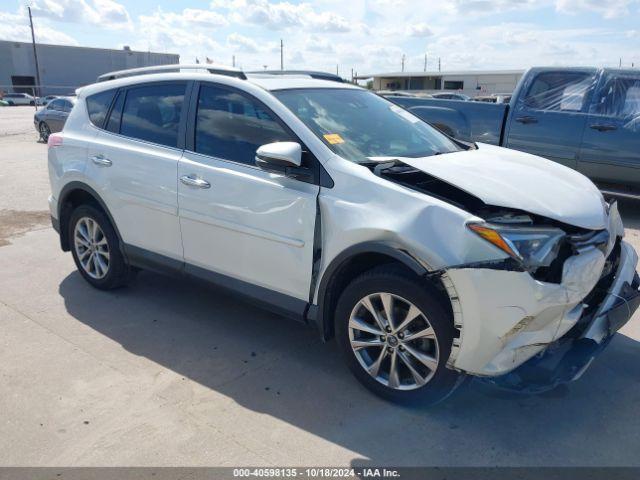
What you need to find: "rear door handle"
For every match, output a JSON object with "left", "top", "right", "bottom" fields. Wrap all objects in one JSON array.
[
  {"left": 590, "top": 124, "right": 618, "bottom": 132},
  {"left": 90, "top": 154, "right": 112, "bottom": 167},
  {"left": 180, "top": 175, "right": 211, "bottom": 189},
  {"left": 515, "top": 116, "right": 538, "bottom": 124}
]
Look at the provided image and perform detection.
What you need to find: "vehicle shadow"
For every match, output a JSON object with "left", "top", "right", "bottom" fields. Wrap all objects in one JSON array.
[{"left": 59, "top": 269, "right": 640, "bottom": 466}]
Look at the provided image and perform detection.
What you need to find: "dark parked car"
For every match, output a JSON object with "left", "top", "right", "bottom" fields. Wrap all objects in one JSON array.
[
  {"left": 34, "top": 97, "right": 76, "bottom": 141},
  {"left": 389, "top": 67, "right": 640, "bottom": 198}
]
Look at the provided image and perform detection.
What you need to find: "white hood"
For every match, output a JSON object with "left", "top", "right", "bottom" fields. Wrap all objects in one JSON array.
[{"left": 396, "top": 143, "right": 607, "bottom": 230}]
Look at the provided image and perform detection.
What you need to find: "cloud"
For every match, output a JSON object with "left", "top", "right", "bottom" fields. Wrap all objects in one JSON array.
[
  {"left": 28, "top": 0, "right": 132, "bottom": 28},
  {"left": 227, "top": 33, "right": 260, "bottom": 53},
  {"left": 446, "top": 0, "right": 539, "bottom": 14},
  {"left": 555, "top": 0, "right": 638, "bottom": 19},
  {"left": 0, "top": 11, "right": 78, "bottom": 45},
  {"left": 407, "top": 23, "right": 433, "bottom": 37},
  {"left": 142, "top": 8, "right": 228, "bottom": 29},
  {"left": 215, "top": 0, "right": 351, "bottom": 32},
  {"left": 305, "top": 35, "right": 335, "bottom": 53}
]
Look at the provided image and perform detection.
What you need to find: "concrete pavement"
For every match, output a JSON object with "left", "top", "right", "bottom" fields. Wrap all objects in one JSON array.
[{"left": 2, "top": 106, "right": 640, "bottom": 466}]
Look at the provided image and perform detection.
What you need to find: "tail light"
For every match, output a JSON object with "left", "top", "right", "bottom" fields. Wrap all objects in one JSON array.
[{"left": 48, "top": 133, "right": 63, "bottom": 148}]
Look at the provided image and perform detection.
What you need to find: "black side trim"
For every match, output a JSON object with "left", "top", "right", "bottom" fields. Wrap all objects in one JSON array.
[
  {"left": 124, "top": 243, "right": 308, "bottom": 323},
  {"left": 185, "top": 263, "right": 308, "bottom": 322},
  {"left": 124, "top": 243, "right": 183, "bottom": 275},
  {"left": 314, "top": 242, "right": 428, "bottom": 338}
]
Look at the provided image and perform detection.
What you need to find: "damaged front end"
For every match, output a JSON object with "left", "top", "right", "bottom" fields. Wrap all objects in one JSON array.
[{"left": 370, "top": 159, "right": 640, "bottom": 392}]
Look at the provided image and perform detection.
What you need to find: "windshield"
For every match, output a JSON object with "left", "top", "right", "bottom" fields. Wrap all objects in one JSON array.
[{"left": 273, "top": 88, "right": 461, "bottom": 163}]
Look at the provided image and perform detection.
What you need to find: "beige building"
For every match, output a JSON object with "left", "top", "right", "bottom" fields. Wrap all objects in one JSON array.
[{"left": 358, "top": 69, "right": 525, "bottom": 97}]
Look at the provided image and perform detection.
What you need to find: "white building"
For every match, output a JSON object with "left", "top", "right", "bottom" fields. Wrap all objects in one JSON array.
[{"left": 358, "top": 69, "right": 525, "bottom": 97}]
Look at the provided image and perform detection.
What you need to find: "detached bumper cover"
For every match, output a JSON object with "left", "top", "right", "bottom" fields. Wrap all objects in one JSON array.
[{"left": 488, "top": 242, "right": 640, "bottom": 392}]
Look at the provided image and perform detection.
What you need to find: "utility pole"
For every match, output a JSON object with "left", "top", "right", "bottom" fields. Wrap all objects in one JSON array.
[
  {"left": 424, "top": 53, "right": 427, "bottom": 72},
  {"left": 401, "top": 54, "right": 406, "bottom": 72},
  {"left": 280, "top": 39, "right": 284, "bottom": 71},
  {"left": 28, "top": 7, "right": 42, "bottom": 99},
  {"left": 619, "top": 57, "right": 622, "bottom": 68},
  {"left": 438, "top": 57, "right": 441, "bottom": 72},
  {"left": 351, "top": 68, "right": 354, "bottom": 83},
  {"left": 232, "top": 55, "right": 236, "bottom": 67},
  {"left": 336, "top": 64, "right": 339, "bottom": 76}
]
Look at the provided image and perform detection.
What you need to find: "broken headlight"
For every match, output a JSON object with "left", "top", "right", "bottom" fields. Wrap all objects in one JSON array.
[{"left": 468, "top": 223, "right": 565, "bottom": 271}]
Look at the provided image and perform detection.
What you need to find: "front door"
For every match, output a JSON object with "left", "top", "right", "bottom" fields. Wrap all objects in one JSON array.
[
  {"left": 504, "top": 69, "right": 596, "bottom": 170},
  {"left": 578, "top": 71, "right": 640, "bottom": 189},
  {"left": 178, "top": 83, "right": 319, "bottom": 314}
]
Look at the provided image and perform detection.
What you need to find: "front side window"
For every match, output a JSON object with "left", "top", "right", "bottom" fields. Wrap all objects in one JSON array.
[
  {"left": 523, "top": 71, "right": 594, "bottom": 112},
  {"left": 194, "top": 84, "right": 292, "bottom": 164},
  {"left": 273, "top": 88, "right": 460, "bottom": 164},
  {"left": 86, "top": 89, "right": 116, "bottom": 127},
  {"left": 120, "top": 83, "right": 185, "bottom": 148}
]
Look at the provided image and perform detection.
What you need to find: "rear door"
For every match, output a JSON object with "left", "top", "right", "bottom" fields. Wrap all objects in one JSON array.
[
  {"left": 178, "top": 82, "right": 319, "bottom": 314},
  {"left": 504, "top": 69, "right": 597, "bottom": 170},
  {"left": 86, "top": 82, "right": 187, "bottom": 261},
  {"left": 578, "top": 71, "right": 640, "bottom": 189}
]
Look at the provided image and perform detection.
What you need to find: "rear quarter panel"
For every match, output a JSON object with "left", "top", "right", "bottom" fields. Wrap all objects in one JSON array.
[{"left": 48, "top": 96, "right": 98, "bottom": 214}]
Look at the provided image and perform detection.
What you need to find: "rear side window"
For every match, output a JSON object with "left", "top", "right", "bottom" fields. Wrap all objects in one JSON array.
[
  {"left": 120, "top": 83, "right": 185, "bottom": 148},
  {"left": 194, "top": 84, "right": 291, "bottom": 164},
  {"left": 593, "top": 73, "right": 640, "bottom": 120},
  {"left": 523, "top": 71, "right": 594, "bottom": 112},
  {"left": 48, "top": 99, "right": 64, "bottom": 111},
  {"left": 86, "top": 90, "right": 116, "bottom": 127}
]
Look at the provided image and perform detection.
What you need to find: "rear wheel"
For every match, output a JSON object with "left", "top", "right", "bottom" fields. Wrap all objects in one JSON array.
[
  {"left": 335, "top": 265, "right": 462, "bottom": 404},
  {"left": 69, "top": 205, "right": 130, "bottom": 289},
  {"left": 39, "top": 122, "right": 50, "bottom": 142}
]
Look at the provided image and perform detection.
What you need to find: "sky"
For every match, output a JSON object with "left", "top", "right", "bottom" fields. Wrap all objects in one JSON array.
[{"left": 1, "top": 0, "right": 639, "bottom": 76}]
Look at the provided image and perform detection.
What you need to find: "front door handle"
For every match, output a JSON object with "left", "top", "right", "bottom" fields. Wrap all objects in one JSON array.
[
  {"left": 590, "top": 124, "right": 618, "bottom": 132},
  {"left": 515, "top": 115, "right": 538, "bottom": 124},
  {"left": 180, "top": 175, "right": 211, "bottom": 189},
  {"left": 90, "top": 155, "right": 112, "bottom": 167}
]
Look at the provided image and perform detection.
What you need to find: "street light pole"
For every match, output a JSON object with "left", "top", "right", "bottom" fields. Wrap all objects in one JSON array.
[
  {"left": 280, "top": 39, "right": 284, "bottom": 70},
  {"left": 28, "top": 7, "right": 42, "bottom": 99}
]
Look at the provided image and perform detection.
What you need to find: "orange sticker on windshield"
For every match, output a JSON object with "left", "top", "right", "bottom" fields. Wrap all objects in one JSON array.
[{"left": 323, "top": 133, "right": 345, "bottom": 144}]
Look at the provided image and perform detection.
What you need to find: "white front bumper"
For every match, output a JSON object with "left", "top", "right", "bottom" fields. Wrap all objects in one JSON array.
[{"left": 445, "top": 240, "right": 637, "bottom": 376}]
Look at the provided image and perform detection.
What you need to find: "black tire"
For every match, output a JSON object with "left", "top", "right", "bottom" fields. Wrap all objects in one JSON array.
[
  {"left": 30, "top": 101, "right": 35, "bottom": 106},
  {"left": 335, "top": 264, "right": 462, "bottom": 405},
  {"left": 68, "top": 204, "right": 130, "bottom": 290},
  {"left": 39, "top": 122, "right": 50, "bottom": 142}
]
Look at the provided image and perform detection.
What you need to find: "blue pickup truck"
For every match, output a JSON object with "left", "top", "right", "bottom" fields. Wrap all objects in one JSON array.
[{"left": 389, "top": 67, "right": 640, "bottom": 198}]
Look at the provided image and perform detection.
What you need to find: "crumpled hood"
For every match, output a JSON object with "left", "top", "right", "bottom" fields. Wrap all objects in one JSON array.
[{"left": 396, "top": 143, "right": 607, "bottom": 230}]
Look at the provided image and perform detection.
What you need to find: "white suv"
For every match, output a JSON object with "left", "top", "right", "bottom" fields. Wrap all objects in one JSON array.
[{"left": 48, "top": 65, "right": 640, "bottom": 404}]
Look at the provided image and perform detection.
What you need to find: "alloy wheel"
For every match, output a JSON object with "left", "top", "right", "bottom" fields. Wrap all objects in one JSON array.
[
  {"left": 73, "top": 217, "right": 110, "bottom": 279},
  {"left": 348, "top": 292, "right": 440, "bottom": 390}
]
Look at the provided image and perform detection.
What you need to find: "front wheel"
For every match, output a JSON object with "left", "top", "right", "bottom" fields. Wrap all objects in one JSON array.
[{"left": 335, "top": 265, "right": 462, "bottom": 404}]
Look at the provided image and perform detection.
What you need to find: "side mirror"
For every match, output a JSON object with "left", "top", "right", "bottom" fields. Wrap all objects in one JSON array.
[{"left": 255, "top": 142, "right": 302, "bottom": 170}]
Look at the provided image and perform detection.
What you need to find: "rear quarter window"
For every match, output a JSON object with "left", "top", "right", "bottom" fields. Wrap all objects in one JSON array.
[{"left": 86, "top": 90, "right": 116, "bottom": 128}]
